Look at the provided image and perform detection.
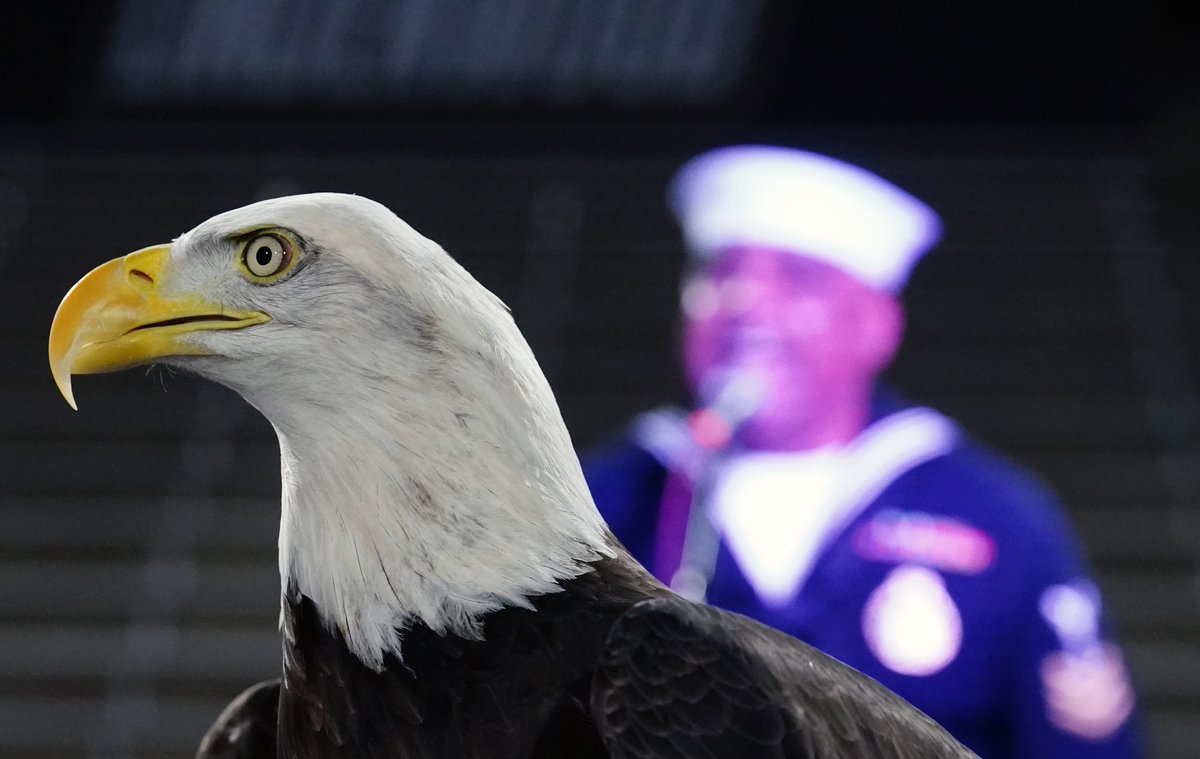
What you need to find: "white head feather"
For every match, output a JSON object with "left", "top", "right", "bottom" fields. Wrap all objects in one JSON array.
[{"left": 164, "top": 193, "right": 613, "bottom": 669}]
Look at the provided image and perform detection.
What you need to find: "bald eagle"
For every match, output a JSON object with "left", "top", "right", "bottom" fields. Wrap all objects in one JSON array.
[{"left": 49, "top": 194, "right": 977, "bottom": 759}]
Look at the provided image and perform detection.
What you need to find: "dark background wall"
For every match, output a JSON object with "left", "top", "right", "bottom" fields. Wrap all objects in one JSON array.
[{"left": 1, "top": 2, "right": 1198, "bottom": 757}]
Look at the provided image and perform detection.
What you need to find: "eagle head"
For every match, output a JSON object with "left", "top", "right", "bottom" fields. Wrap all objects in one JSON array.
[{"left": 49, "top": 193, "right": 613, "bottom": 667}]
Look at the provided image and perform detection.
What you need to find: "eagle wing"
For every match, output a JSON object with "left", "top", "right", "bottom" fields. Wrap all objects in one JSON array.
[
  {"left": 196, "top": 679, "right": 280, "bottom": 759},
  {"left": 591, "top": 596, "right": 978, "bottom": 759}
]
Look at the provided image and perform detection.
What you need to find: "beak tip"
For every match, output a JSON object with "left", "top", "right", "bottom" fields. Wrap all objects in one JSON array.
[
  {"left": 58, "top": 379, "right": 79, "bottom": 411},
  {"left": 51, "top": 359, "right": 79, "bottom": 411}
]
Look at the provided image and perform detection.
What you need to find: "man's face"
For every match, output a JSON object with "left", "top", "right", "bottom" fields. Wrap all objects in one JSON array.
[{"left": 681, "top": 246, "right": 900, "bottom": 445}]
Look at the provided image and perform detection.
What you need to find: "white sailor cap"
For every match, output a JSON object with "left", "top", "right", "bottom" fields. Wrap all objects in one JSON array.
[{"left": 669, "top": 145, "right": 942, "bottom": 292}]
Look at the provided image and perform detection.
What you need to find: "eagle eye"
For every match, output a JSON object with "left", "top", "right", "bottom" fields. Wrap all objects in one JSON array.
[{"left": 240, "top": 233, "right": 298, "bottom": 283}]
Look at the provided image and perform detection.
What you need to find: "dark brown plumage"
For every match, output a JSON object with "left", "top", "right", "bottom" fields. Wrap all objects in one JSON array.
[{"left": 199, "top": 551, "right": 976, "bottom": 759}]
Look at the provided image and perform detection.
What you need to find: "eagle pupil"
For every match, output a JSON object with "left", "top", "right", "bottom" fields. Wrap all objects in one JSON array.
[{"left": 256, "top": 247, "right": 274, "bottom": 267}]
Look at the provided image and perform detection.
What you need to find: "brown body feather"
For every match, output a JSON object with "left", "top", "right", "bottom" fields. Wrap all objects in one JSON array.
[{"left": 199, "top": 552, "right": 976, "bottom": 759}]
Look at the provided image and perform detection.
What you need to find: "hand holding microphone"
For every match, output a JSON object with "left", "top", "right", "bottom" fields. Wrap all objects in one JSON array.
[{"left": 688, "top": 370, "right": 765, "bottom": 451}]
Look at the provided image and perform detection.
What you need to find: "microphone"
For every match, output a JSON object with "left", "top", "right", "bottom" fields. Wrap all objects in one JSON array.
[
  {"left": 687, "top": 371, "right": 765, "bottom": 451},
  {"left": 670, "top": 370, "right": 764, "bottom": 601}
]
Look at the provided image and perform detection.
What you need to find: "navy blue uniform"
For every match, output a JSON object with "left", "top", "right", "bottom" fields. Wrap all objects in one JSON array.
[{"left": 583, "top": 397, "right": 1140, "bottom": 759}]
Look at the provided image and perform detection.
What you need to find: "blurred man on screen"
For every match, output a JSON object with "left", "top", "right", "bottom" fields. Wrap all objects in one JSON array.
[{"left": 583, "top": 145, "right": 1141, "bottom": 759}]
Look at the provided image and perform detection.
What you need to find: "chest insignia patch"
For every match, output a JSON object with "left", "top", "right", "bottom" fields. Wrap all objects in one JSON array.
[
  {"left": 852, "top": 509, "right": 996, "bottom": 574},
  {"left": 862, "top": 564, "right": 963, "bottom": 676}
]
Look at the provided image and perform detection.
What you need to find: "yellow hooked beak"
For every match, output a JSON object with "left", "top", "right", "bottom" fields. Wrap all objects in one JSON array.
[{"left": 49, "top": 244, "right": 269, "bottom": 410}]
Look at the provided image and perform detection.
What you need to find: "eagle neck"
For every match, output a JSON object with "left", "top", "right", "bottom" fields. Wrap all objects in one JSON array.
[{"left": 268, "top": 378, "right": 613, "bottom": 670}]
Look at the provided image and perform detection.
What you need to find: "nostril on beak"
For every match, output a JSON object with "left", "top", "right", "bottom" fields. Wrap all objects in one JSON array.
[{"left": 129, "top": 269, "right": 154, "bottom": 286}]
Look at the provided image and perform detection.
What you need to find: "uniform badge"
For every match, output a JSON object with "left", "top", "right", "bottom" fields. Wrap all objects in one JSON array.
[
  {"left": 1038, "top": 581, "right": 1135, "bottom": 740},
  {"left": 1039, "top": 580, "right": 1101, "bottom": 649},
  {"left": 1040, "top": 644, "right": 1134, "bottom": 740},
  {"left": 862, "top": 564, "right": 962, "bottom": 676},
  {"left": 852, "top": 509, "right": 996, "bottom": 574}
]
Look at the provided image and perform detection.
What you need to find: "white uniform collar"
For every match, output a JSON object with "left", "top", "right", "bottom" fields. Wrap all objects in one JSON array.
[{"left": 710, "top": 407, "right": 959, "bottom": 607}]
